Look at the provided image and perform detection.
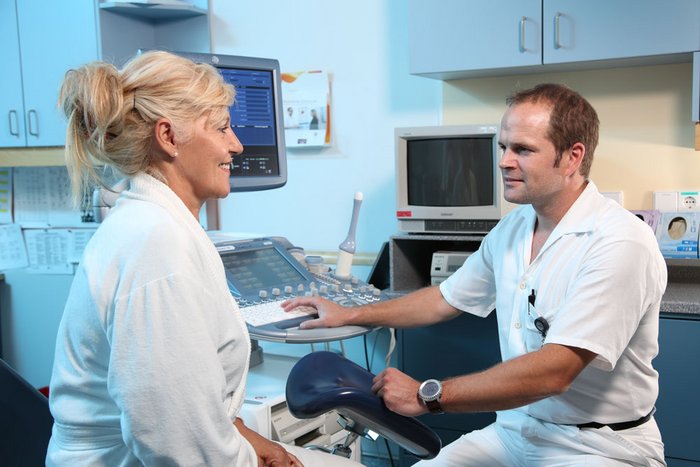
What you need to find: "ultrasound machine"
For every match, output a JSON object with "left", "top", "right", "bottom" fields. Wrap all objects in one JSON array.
[{"left": 214, "top": 235, "right": 385, "bottom": 343}]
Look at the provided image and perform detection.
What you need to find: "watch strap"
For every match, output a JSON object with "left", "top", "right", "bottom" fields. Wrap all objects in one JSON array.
[{"left": 424, "top": 398, "right": 444, "bottom": 414}]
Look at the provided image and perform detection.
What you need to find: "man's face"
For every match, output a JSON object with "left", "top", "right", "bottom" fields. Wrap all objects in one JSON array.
[{"left": 497, "top": 102, "right": 570, "bottom": 209}]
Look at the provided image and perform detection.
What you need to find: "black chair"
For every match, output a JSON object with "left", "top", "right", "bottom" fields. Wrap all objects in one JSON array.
[
  {"left": 285, "top": 351, "right": 441, "bottom": 460},
  {"left": 0, "top": 358, "right": 54, "bottom": 466}
]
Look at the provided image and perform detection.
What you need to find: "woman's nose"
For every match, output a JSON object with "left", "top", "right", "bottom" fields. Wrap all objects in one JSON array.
[{"left": 230, "top": 131, "right": 244, "bottom": 155}]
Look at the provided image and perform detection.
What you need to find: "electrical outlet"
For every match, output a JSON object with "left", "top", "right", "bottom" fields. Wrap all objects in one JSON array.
[
  {"left": 653, "top": 191, "right": 679, "bottom": 211},
  {"left": 679, "top": 191, "right": 700, "bottom": 211}
]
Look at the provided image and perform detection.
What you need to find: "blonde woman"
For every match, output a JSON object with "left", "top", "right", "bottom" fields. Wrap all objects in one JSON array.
[{"left": 47, "top": 51, "right": 360, "bottom": 467}]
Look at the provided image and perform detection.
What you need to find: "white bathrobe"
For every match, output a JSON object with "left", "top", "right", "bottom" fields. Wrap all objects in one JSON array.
[{"left": 47, "top": 173, "right": 256, "bottom": 466}]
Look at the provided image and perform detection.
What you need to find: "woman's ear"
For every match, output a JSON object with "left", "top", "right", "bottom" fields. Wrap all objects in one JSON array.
[{"left": 153, "top": 117, "right": 178, "bottom": 159}]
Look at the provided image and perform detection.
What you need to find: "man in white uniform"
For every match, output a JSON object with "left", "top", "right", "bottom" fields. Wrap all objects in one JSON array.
[{"left": 283, "top": 83, "right": 667, "bottom": 466}]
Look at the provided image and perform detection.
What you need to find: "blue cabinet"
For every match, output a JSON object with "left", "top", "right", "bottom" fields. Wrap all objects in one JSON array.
[
  {"left": 0, "top": 0, "right": 99, "bottom": 147},
  {"left": 543, "top": 0, "right": 700, "bottom": 65},
  {"left": 0, "top": 1, "right": 25, "bottom": 148},
  {"left": 656, "top": 314, "right": 700, "bottom": 465},
  {"left": 0, "top": 1, "right": 210, "bottom": 154},
  {"left": 408, "top": 0, "right": 542, "bottom": 77},
  {"left": 397, "top": 312, "right": 501, "bottom": 465},
  {"left": 409, "top": 0, "right": 700, "bottom": 79}
]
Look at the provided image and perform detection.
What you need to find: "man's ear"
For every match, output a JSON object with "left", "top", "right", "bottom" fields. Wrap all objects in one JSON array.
[
  {"left": 565, "top": 142, "right": 585, "bottom": 177},
  {"left": 153, "top": 117, "right": 178, "bottom": 159}
]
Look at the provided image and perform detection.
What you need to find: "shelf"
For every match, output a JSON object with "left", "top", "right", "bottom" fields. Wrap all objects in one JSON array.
[
  {"left": 0, "top": 147, "right": 65, "bottom": 167},
  {"left": 99, "top": 2, "right": 207, "bottom": 21},
  {"left": 390, "top": 234, "right": 484, "bottom": 291}
]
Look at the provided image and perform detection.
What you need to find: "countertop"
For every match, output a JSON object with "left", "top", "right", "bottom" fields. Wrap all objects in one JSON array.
[
  {"left": 662, "top": 282, "right": 700, "bottom": 315},
  {"left": 662, "top": 260, "right": 700, "bottom": 316}
]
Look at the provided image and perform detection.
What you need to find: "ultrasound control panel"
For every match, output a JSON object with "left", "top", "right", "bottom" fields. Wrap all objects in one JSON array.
[{"left": 215, "top": 236, "right": 386, "bottom": 343}]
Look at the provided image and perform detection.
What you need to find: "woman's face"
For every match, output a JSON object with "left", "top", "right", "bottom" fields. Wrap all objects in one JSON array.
[{"left": 171, "top": 110, "right": 243, "bottom": 215}]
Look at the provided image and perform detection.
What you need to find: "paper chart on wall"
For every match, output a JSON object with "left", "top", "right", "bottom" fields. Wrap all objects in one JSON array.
[
  {"left": 13, "top": 167, "right": 93, "bottom": 228},
  {"left": 68, "top": 229, "right": 97, "bottom": 264},
  {"left": 0, "top": 223, "right": 29, "bottom": 270},
  {"left": 0, "top": 168, "right": 12, "bottom": 224},
  {"left": 23, "top": 228, "right": 98, "bottom": 274},
  {"left": 281, "top": 70, "right": 331, "bottom": 148},
  {"left": 24, "top": 229, "right": 73, "bottom": 274}
]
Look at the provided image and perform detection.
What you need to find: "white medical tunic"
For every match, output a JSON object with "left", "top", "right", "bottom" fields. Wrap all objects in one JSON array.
[
  {"left": 440, "top": 181, "right": 667, "bottom": 426},
  {"left": 47, "top": 173, "right": 256, "bottom": 466}
]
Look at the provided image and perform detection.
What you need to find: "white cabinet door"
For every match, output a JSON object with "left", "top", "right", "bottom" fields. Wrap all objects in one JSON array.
[
  {"left": 0, "top": 1, "right": 26, "bottom": 147},
  {"left": 543, "top": 0, "right": 700, "bottom": 64},
  {"left": 15, "top": 0, "right": 99, "bottom": 147},
  {"left": 408, "top": 0, "right": 542, "bottom": 77}
]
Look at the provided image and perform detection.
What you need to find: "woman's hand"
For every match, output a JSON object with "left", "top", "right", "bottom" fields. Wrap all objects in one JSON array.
[{"left": 235, "top": 419, "right": 303, "bottom": 467}]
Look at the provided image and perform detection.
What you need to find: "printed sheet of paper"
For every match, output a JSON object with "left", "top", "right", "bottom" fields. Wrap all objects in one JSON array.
[
  {"left": 24, "top": 229, "right": 74, "bottom": 274},
  {"left": 23, "top": 228, "right": 98, "bottom": 274},
  {"left": 0, "top": 223, "right": 29, "bottom": 270},
  {"left": 282, "top": 70, "right": 331, "bottom": 148},
  {"left": 68, "top": 229, "right": 97, "bottom": 264}
]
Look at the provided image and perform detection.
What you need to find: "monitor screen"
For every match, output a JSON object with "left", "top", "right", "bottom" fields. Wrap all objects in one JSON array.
[
  {"left": 220, "top": 245, "right": 306, "bottom": 296},
  {"left": 407, "top": 136, "right": 494, "bottom": 207},
  {"left": 173, "top": 51, "right": 287, "bottom": 192}
]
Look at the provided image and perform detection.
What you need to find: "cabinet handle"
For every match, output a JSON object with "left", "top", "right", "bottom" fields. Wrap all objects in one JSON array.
[
  {"left": 554, "top": 12, "right": 562, "bottom": 49},
  {"left": 8, "top": 110, "right": 20, "bottom": 137},
  {"left": 27, "top": 109, "right": 39, "bottom": 137},
  {"left": 519, "top": 16, "right": 527, "bottom": 53}
]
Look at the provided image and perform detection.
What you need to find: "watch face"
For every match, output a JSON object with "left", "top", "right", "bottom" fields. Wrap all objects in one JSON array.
[
  {"left": 422, "top": 381, "right": 440, "bottom": 397},
  {"left": 420, "top": 379, "right": 442, "bottom": 401}
]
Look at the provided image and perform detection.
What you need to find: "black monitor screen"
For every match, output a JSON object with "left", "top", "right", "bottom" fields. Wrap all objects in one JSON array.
[
  {"left": 221, "top": 246, "right": 306, "bottom": 295},
  {"left": 219, "top": 67, "right": 279, "bottom": 178},
  {"left": 407, "top": 137, "right": 494, "bottom": 207}
]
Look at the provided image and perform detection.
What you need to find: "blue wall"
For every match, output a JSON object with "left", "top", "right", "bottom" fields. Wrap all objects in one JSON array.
[{"left": 211, "top": 0, "right": 441, "bottom": 253}]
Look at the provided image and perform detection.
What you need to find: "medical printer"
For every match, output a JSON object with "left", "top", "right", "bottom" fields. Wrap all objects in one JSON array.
[{"left": 240, "top": 352, "right": 361, "bottom": 460}]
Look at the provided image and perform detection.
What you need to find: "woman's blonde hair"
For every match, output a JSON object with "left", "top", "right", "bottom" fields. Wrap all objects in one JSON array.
[{"left": 59, "top": 50, "right": 235, "bottom": 205}]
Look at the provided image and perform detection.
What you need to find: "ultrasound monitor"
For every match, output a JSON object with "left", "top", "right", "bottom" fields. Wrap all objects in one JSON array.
[
  {"left": 219, "top": 242, "right": 309, "bottom": 299},
  {"left": 174, "top": 51, "right": 288, "bottom": 192}
]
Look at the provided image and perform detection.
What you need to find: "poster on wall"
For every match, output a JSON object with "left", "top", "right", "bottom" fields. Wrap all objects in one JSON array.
[{"left": 281, "top": 70, "right": 331, "bottom": 148}]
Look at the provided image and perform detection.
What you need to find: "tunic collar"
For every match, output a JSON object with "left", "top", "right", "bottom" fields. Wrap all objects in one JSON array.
[{"left": 511, "top": 180, "right": 606, "bottom": 262}]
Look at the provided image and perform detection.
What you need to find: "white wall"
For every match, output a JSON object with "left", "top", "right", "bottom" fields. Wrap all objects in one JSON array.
[{"left": 210, "top": 0, "right": 441, "bottom": 256}]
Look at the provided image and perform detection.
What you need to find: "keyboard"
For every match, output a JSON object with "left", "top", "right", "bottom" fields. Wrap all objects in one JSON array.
[{"left": 240, "top": 301, "right": 318, "bottom": 327}]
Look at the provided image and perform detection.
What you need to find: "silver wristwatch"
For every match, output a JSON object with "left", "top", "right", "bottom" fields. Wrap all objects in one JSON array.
[{"left": 418, "top": 379, "right": 444, "bottom": 414}]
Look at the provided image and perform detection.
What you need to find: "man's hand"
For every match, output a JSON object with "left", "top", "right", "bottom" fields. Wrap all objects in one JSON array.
[
  {"left": 371, "top": 367, "right": 426, "bottom": 417},
  {"left": 280, "top": 296, "right": 350, "bottom": 329}
]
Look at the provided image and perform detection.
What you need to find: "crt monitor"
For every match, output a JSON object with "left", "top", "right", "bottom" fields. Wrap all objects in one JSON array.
[
  {"left": 174, "top": 51, "right": 288, "bottom": 192},
  {"left": 395, "top": 125, "right": 513, "bottom": 234}
]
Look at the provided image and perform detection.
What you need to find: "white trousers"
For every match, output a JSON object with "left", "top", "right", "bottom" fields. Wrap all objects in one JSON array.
[{"left": 415, "top": 412, "right": 666, "bottom": 467}]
